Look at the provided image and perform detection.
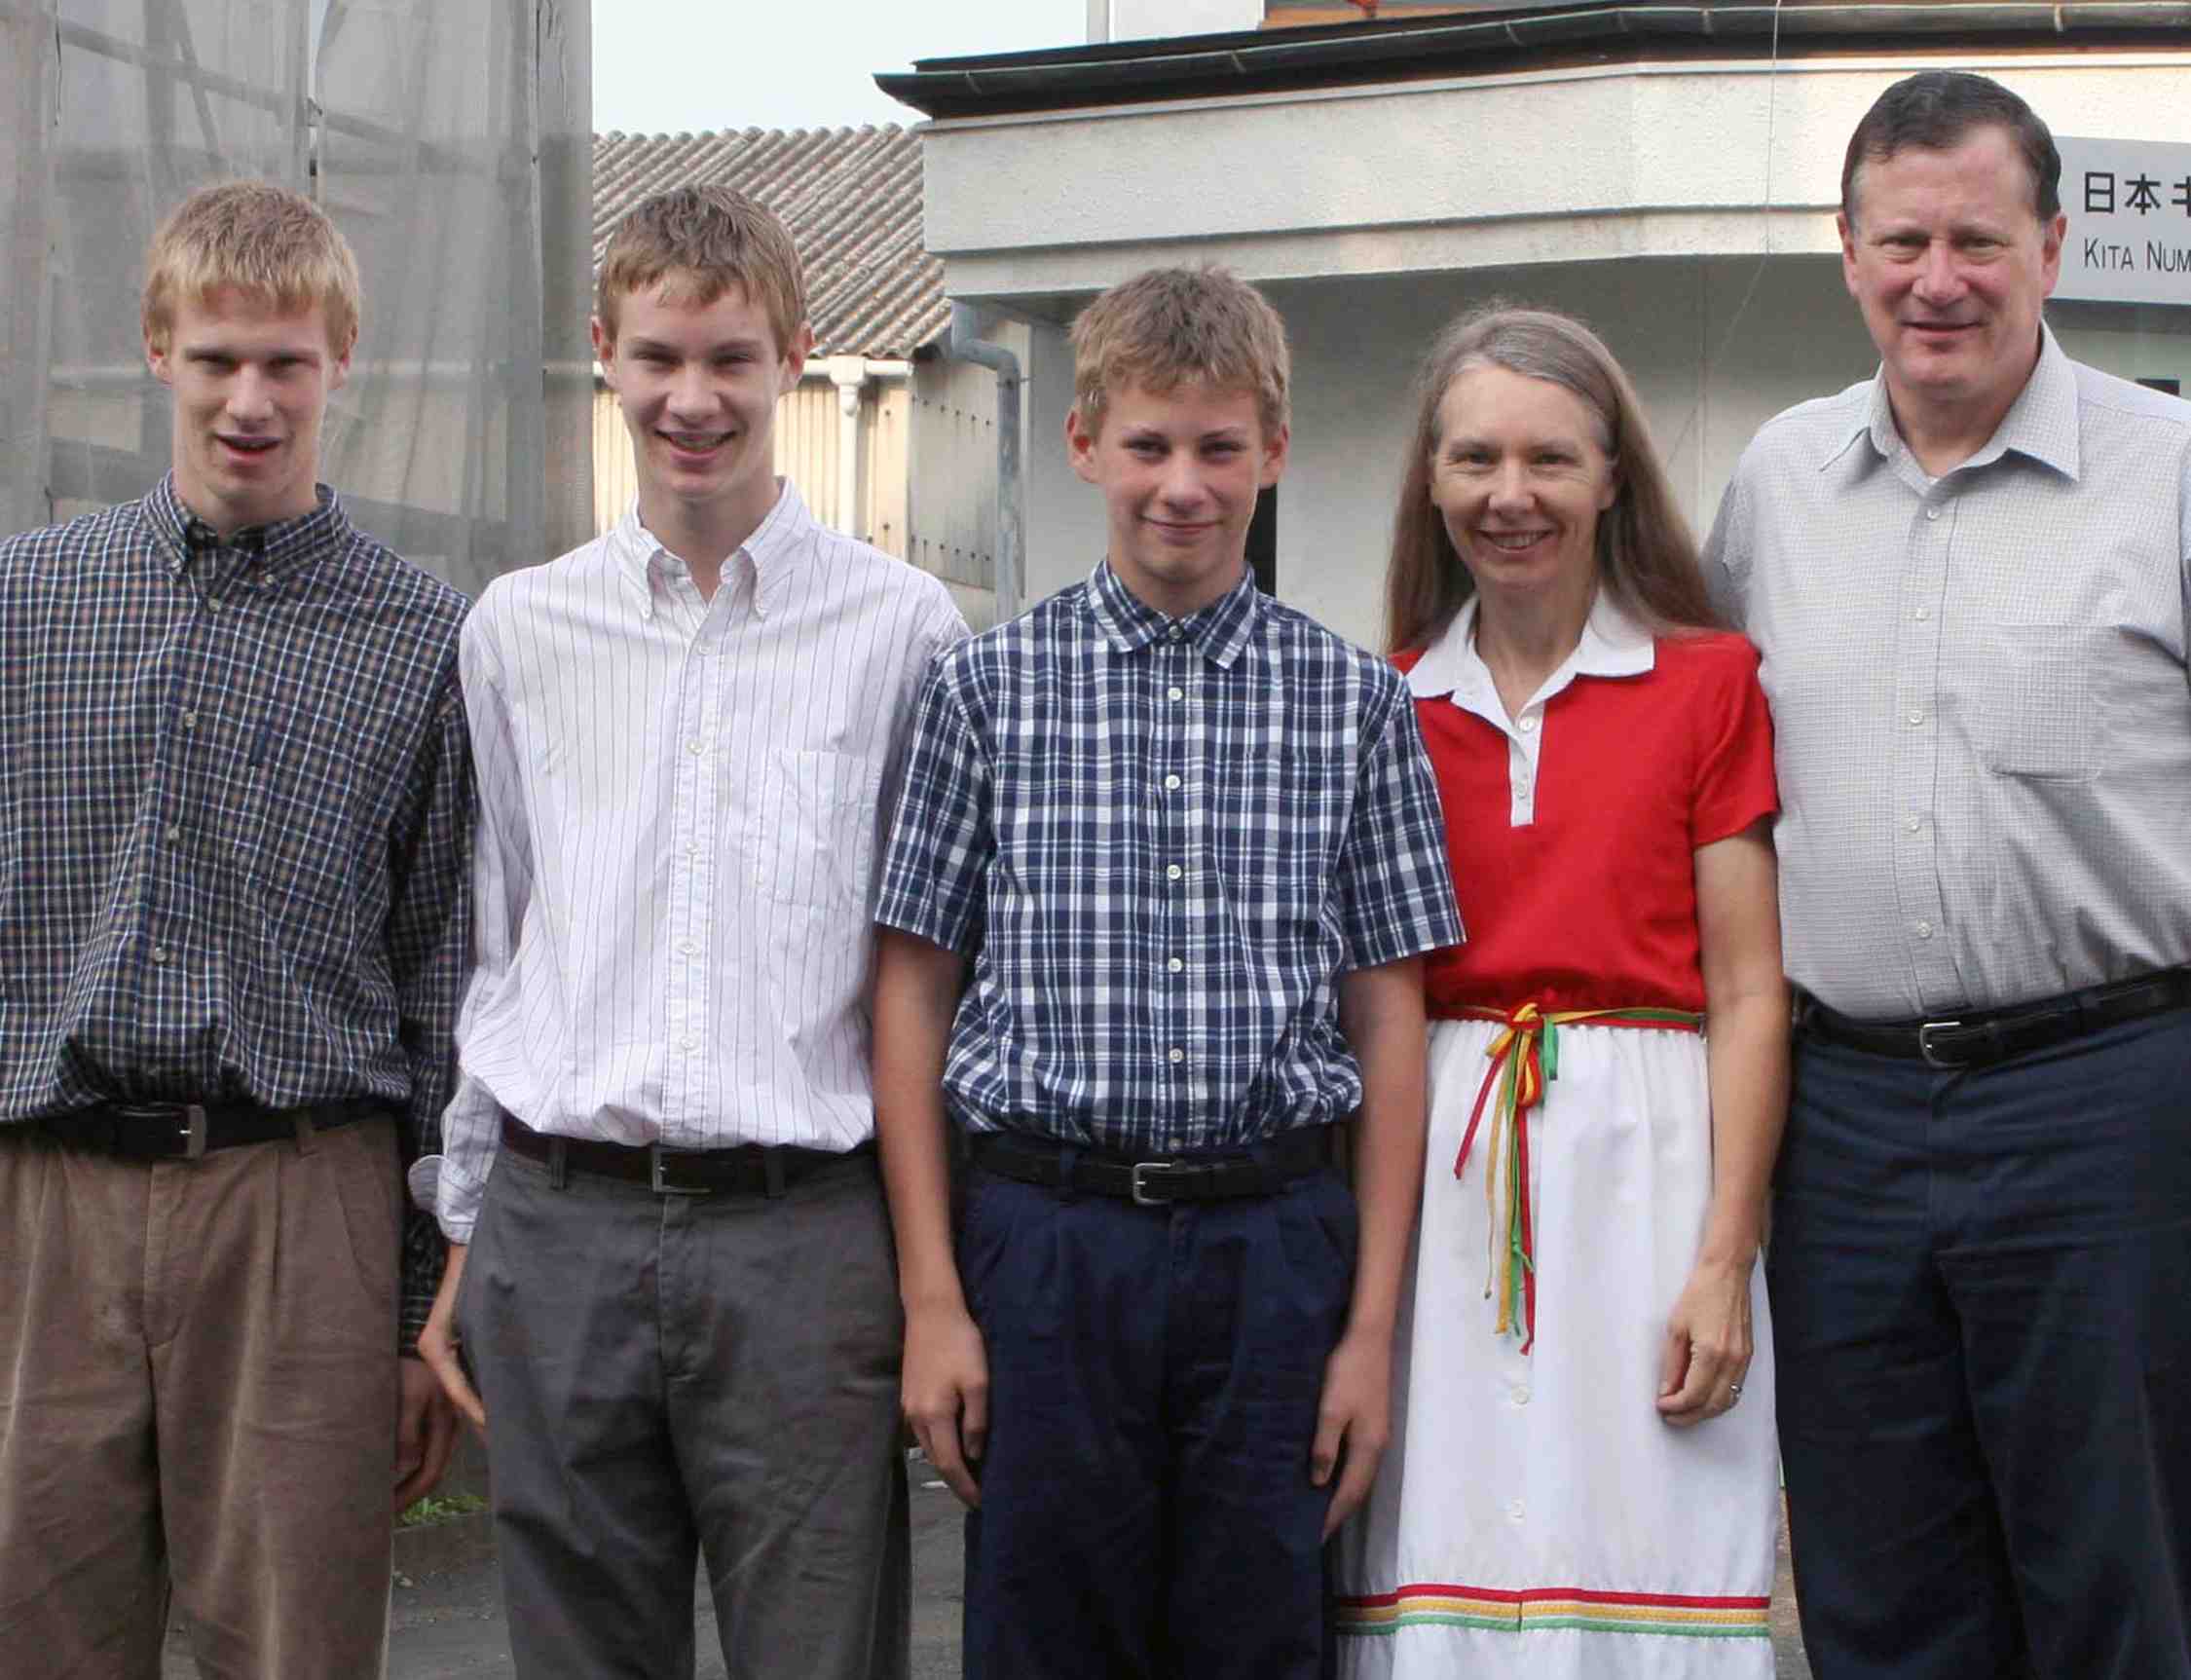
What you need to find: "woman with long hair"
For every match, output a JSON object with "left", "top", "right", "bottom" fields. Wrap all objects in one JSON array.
[{"left": 1331, "top": 305, "right": 1789, "bottom": 1679}]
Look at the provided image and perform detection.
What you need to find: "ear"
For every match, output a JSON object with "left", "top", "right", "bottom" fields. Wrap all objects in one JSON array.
[
  {"left": 589, "top": 315, "right": 615, "bottom": 389},
  {"left": 2038, "top": 211, "right": 2066, "bottom": 298},
  {"left": 328, "top": 325, "right": 355, "bottom": 394},
  {"left": 1065, "top": 404, "right": 1101, "bottom": 485},
  {"left": 779, "top": 319, "right": 813, "bottom": 389},
  {"left": 1837, "top": 211, "right": 1860, "bottom": 298},
  {"left": 1258, "top": 421, "right": 1289, "bottom": 490},
  {"left": 1599, "top": 456, "right": 1620, "bottom": 513},
  {"left": 145, "top": 328, "right": 173, "bottom": 389}
]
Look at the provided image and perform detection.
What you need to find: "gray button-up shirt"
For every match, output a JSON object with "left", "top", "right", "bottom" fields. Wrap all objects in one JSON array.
[{"left": 1705, "top": 327, "right": 2191, "bottom": 1020}]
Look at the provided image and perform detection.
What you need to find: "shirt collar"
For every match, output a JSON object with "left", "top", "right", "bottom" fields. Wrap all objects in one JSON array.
[
  {"left": 1082, "top": 559, "right": 1262, "bottom": 669},
  {"left": 1854, "top": 322, "right": 2081, "bottom": 481},
  {"left": 612, "top": 477, "right": 813, "bottom": 620},
  {"left": 143, "top": 472, "right": 349, "bottom": 578},
  {"left": 1406, "top": 590, "right": 1654, "bottom": 720}
]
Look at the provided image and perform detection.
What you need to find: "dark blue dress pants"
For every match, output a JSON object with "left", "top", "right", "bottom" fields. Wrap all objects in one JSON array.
[
  {"left": 956, "top": 1159, "right": 1357, "bottom": 1680},
  {"left": 1769, "top": 1009, "right": 2191, "bottom": 1680}
]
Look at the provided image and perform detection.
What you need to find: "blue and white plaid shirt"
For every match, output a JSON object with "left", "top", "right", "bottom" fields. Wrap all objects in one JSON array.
[
  {"left": 876, "top": 561, "right": 1462, "bottom": 1154},
  {"left": 0, "top": 475, "right": 473, "bottom": 1343}
]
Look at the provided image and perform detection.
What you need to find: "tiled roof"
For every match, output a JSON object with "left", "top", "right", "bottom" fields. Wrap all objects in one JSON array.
[{"left": 592, "top": 126, "right": 945, "bottom": 360}]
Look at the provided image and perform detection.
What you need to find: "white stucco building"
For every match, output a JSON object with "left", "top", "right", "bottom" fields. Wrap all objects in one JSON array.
[{"left": 881, "top": 2, "right": 2191, "bottom": 650}]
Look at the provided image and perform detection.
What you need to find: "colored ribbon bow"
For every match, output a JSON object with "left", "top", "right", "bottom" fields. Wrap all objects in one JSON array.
[{"left": 1456, "top": 1003, "right": 1702, "bottom": 1353}]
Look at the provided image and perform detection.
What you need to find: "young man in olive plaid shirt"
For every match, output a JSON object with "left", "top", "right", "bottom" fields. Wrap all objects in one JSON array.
[
  {"left": 872, "top": 267, "right": 1462, "bottom": 1679},
  {"left": 0, "top": 182, "right": 468, "bottom": 1678}
]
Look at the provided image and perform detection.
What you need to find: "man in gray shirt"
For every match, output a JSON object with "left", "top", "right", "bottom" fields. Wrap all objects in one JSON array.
[{"left": 1706, "top": 70, "right": 2190, "bottom": 1680}]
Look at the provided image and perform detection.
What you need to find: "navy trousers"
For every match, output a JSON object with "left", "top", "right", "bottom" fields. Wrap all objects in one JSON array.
[
  {"left": 1769, "top": 1008, "right": 2191, "bottom": 1680},
  {"left": 957, "top": 1157, "right": 1357, "bottom": 1680}
]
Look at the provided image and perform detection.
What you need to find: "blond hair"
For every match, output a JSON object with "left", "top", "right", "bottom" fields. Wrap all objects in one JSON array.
[
  {"left": 1385, "top": 303, "right": 1718, "bottom": 654},
  {"left": 141, "top": 181, "right": 361, "bottom": 354},
  {"left": 595, "top": 184, "right": 805, "bottom": 355},
  {"left": 1069, "top": 266, "right": 1290, "bottom": 440}
]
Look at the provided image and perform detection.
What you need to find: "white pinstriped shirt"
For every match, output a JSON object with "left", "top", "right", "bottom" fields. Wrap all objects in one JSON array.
[
  {"left": 426, "top": 481, "right": 966, "bottom": 1241},
  {"left": 1706, "top": 327, "right": 2191, "bottom": 1020}
]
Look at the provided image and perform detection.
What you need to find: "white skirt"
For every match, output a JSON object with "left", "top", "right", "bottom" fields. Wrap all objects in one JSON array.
[{"left": 1332, "top": 1018, "right": 1780, "bottom": 1680}]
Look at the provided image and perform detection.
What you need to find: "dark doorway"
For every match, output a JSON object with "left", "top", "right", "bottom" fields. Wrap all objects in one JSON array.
[{"left": 1247, "top": 487, "right": 1278, "bottom": 595}]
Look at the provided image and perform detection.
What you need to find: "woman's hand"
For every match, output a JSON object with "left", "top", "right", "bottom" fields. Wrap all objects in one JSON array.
[{"left": 1655, "top": 1253, "right": 1755, "bottom": 1428}]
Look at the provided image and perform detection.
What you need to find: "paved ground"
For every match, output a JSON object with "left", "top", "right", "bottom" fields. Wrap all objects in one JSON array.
[{"left": 167, "top": 1469, "right": 1812, "bottom": 1677}]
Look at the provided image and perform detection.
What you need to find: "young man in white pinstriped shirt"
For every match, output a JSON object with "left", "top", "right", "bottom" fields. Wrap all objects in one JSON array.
[
  {"left": 1706, "top": 71, "right": 2191, "bottom": 1680},
  {"left": 413, "top": 185, "right": 967, "bottom": 1679}
]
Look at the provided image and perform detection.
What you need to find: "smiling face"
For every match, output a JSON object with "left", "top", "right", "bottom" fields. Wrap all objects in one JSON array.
[
  {"left": 1840, "top": 125, "right": 2064, "bottom": 445},
  {"left": 147, "top": 284, "right": 351, "bottom": 537},
  {"left": 594, "top": 277, "right": 809, "bottom": 539},
  {"left": 1066, "top": 378, "right": 1287, "bottom": 619},
  {"left": 1429, "top": 362, "right": 1617, "bottom": 617}
]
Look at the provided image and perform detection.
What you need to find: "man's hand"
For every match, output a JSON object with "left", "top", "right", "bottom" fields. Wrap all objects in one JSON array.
[
  {"left": 417, "top": 1241, "right": 486, "bottom": 1429},
  {"left": 1311, "top": 1325, "right": 1393, "bottom": 1539},
  {"left": 393, "top": 1356, "right": 461, "bottom": 1512},
  {"left": 903, "top": 1298, "right": 989, "bottom": 1510}
]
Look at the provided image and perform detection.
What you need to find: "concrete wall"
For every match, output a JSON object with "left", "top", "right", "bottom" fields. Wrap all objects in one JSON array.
[{"left": 1107, "top": 0, "right": 1263, "bottom": 40}]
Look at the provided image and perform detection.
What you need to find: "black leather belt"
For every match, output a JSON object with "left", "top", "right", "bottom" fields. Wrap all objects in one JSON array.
[
  {"left": 499, "top": 1115, "right": 871, "bottom": 1197},
  {"left": 1797, "top": 966, "right": 2191, "bottom": 1070},
  {"left": 33, "top": 1097, "right": 391, "bottom": 1160},
  {"left": 969, "top": 1126, "right": 1334, "bottom": 1206}
]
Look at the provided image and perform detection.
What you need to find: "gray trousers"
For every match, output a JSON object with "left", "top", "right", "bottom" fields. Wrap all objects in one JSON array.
[{"left": 460, "top": 1140, "right": 909, "bottom": 1680}]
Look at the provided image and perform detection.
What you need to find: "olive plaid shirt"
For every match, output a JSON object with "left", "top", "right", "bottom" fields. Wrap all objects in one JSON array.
[{"left": 0, "top": 475, "right": 472, "bottom": 1345}]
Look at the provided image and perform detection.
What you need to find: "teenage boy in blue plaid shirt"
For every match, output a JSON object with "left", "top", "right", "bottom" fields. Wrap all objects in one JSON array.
[{"left": 873, "top": 267, "right": 1462, "bottom": 1679}]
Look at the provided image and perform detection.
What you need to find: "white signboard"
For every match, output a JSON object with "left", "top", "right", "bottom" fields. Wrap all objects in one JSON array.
[{"left": 2056, "top": 136, "right": 2191, "bottom": 307}]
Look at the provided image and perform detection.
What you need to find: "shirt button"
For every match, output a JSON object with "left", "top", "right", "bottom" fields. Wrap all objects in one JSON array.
[
  {"left": 164, "top": 824, "right": 181, "bottom": 842},
  {"left": 1915, "top": 920, "right": 1935, "bottom": 940},
  {"left": 180, "top": 710, "right": 198, "bottom": 730},
  {"left": 1168, "top": 957, "right": 1184, "bottom": 974},
  {"left": 687, "top": 738, "right": 706, "bottom": 755},
  {"left": 1168, "top": 1048, "right": 1185, "bottom": 1064},
  {"left": 1914, "top": 606, "right": 1932, "bottom": 621},
  {"left": 1905, "top": 814, "right": 1923, "bottom": 834},
  {"left": 1167, "top": 864, "right": 1183, "bottom": 881},
  {"left": 681, "top": 1035, "right": 699, "bottom": 1050},
  {"left": 1925, "top": 506, "right": 1940, "bottom": 521},
  {"left": 149, "top": 946, "right": 170, "bottom": 965},
  {"left": 1164, "top": 774, "right": 1181, "bottom": 791},
  {"left": 1168, "top": 625, "right": 1184, "bottom": 641},
  {"left": 1512, "top": 1384, "right": 1531, "bottom": 1406},
  {"left": 1518, "top": 715, "right": 1539, "bottom": 733},
  {"left": 1167, "top": 687, "right": 1184, "bottom": 702},
  {"left": 1507, "top": 1500, "right": 1526, "bottom": 1521},
  {"left": 1907, "top": 709, "right": 1924, "bottom": 728},
  {"left": 677, "top": 939, "right": 698, "bottom": 956}
]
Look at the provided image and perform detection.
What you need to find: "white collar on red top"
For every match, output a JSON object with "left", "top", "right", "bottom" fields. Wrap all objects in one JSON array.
[{"left": 1406, "top": 589, "right": 1654, "bottom": 730}]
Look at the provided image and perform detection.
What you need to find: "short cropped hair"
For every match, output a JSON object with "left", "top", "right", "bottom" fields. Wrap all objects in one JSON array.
[
  {"left": 141, "top": 180, "right": 362, "bottom": 354},
  {"left": 1841, "top": 70, "right": 2061, "bottom": 228},
  {"left": 1385, "top": 302, "right": 1718, "bottom": 655},
  {"left": 1069, "top": 267, "right": 1290, "bottom": 440},
  {"left": 595, "top": 184, "right": 806, "bottom": 355}
]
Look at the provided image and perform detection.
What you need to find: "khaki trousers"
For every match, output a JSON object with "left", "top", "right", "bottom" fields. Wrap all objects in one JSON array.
[{"left": 0, "top": 1116, "right": 402, "bottom": 1680}]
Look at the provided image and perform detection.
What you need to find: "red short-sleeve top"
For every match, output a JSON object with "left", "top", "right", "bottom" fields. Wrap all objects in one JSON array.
[{"left": 1396, "top": 604, "right": 1777, "bottom": 1019}]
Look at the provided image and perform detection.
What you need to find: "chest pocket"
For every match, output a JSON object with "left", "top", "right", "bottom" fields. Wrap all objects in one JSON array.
[
  {"left": 1965, "top": 624, "right": 2112, "bottom": 783},
  {"left": 754, "top": 748, "right": 877, "bottom": 909},
  {"left": 236, "top": 707, "right": 383, "bottom": 943},
  {"left": 1214, "top": 744, "right": 1345, "bottom": 931}
]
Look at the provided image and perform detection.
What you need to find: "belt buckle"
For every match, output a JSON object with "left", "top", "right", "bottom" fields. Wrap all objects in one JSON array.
[
  {"left": 1916, "top": 1020, "right": 1966, "bottom": 1068},
  {"left": 1130, "top": 1160, "right": 1183, "bottom": 1207},
  {"left": 649, "top": 1144, "right": 713, "bottom": 1196}
]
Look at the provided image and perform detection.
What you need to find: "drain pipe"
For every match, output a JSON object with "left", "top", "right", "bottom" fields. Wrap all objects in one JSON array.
[{"left": 946, "top": 302, "right": 1024, "bottom": 624}]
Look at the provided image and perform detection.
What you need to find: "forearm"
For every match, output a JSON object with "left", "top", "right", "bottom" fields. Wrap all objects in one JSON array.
[
  {"left": 1339, "top": 959, "right": 1430, "bottom": 1340},
  {"left": 1697, "top": 988, "right": 1790, "bottom": 1269},
  {"left": 873, "top": 931, "right": 968, "bottom": 1312}
]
